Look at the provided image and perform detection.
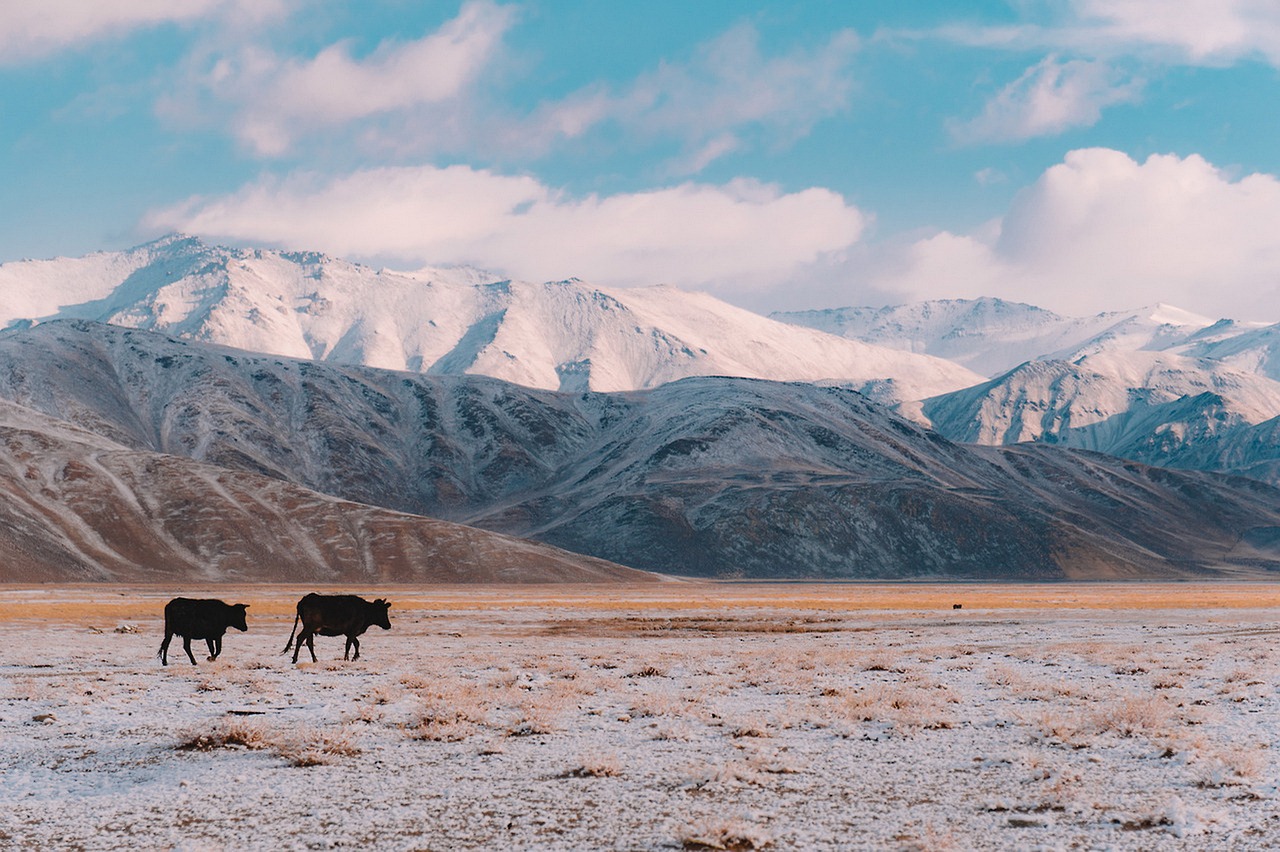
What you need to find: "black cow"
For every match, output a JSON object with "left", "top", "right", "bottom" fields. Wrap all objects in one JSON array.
[
  {"left": 159, "top": 598, "right": 249, "bottom": 666},
  {"left": 283, "top": 593, "right": 391, "bottom": 663}
]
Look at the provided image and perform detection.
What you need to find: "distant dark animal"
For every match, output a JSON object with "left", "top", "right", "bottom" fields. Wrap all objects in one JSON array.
[
  {"left": 953, "top": 603, "right": 963, "bottom": 610},
  {"left": 159, "top": 598, "right": 249, "bottom": 666},
  {"left": 283, "top": 593, "right": 391, "bottom": 663}
]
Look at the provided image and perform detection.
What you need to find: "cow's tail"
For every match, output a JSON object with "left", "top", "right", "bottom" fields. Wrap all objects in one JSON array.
[{"left": 282, "top": 612, "right": 301, "bottom": 654}]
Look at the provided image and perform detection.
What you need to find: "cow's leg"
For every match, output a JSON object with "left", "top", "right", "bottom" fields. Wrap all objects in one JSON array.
[
  {"left": 182, "top": 636, "right": 198, "bottom": 665},
  {"left": 160, "top": 632, "right": 173, "bottom": 666},
  {"left": 297, "top": 630, "right": 317, "bottom": 663},
  {"left": 350, "top": 636, "right": 360, "bottom": 661},
  {"left": 206, "top": 637, "right": 218, "bottom": 661}
]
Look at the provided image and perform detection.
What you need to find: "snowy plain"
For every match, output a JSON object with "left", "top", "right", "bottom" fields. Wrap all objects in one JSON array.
[{"left": 3, "top": 583, "right": 1280, "bottom": 850}]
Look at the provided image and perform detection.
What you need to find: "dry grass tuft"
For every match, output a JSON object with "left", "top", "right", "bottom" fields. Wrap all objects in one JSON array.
[
  {"left": 1189, "top": 742, "right": 1266, "bottom": 788},
  {"left": 1093, "top": 694, "right": 1176, "bottom": 737},
  {"left": 176, "top": 719, "right": 361, "bottom": 766},
  {"left": 175, "top": 719, "right": 270, "bottom": 752},
  {"left": 280, "top": 726, "right": 362, "bottom": 767},
  {"left": 839, "top": 684, "right": 954, "bottom": 733},
  {"left": 559, "top": 753, "right": 622, "bottom": 778},
  {"left": 678, "top": 815, "right": 772, "bottom": 850}
]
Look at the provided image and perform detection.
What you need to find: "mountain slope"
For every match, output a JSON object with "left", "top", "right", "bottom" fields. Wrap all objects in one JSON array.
[
  {"left": 3, "top": 321, "right": 1277, "bottom": 580},
  {"left": 1182, "top": 323, "right": 1280, "bottom": 382},
  {"left": 0, "top": 235, "right": 982, "bottom": 403},
  {"left": 919, "top": 352, "right": 1280, "bottom": 483},
  {"left": 0, "top": 397, "right": 653, "bottom": 584}
]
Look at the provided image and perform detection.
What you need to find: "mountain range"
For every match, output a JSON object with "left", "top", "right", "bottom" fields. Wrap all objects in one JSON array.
[
  {"left": 0, "top": 318, "right": 1277, "bottom": 581},
  {"left": 0, "top": 236, "right": 1278, "bottom": 582},
  {"left": 0, "top": 234, "right": 980, "bottom": 404}
]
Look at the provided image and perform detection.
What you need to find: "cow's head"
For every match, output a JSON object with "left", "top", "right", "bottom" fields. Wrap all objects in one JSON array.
[
  {"left": 230, "top": 603, "right": 249, "bottom": 632},
  {"left": 371, "top": 599, "right": 391, "bottom": 630}
]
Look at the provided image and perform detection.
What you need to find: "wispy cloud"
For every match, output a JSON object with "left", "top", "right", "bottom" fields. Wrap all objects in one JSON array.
[
  {"left": 1070, "top": 0, "right": 1280, "bottom": 65},
  {"left": 525, "top": 24, "right": 860, "bottom": 172},
  {"left": 159, "top": 12, "right": 859, "bottom": 170},
  {"left": 934, "top": 0, "right": 1280, "bottom": 66},
  {"left": 0, "top": 0, "right": 250, "bottom": 65},
  {"left": 144, "top": 164, "right": 866, "bottom": 291},
  {"left": 951, "top": 56, "right": 1142, "bottom": 144}
]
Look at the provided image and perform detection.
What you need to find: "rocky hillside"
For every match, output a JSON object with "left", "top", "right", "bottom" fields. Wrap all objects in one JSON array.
[{"left": 0, "top": 397, "right": 654, "bottom": 584}]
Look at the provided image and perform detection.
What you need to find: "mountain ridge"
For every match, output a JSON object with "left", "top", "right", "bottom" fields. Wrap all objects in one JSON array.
[
  {"left": 0, "top": 234, "right": 982, "bottom": 403},
  {"left": 2, "top": 320, "right": 1277, "bottom": 580}
]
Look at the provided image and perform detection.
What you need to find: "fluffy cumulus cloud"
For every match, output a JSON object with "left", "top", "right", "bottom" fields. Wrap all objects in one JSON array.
[
  {"left": 952, "top": 56, "right": 1141, "bottom": 143},
  {"left": 865, "top": 148, "right": 1280, "bottom": 321},
  {"left": 144, "top": 165, "right": 866, "bottom": 290}
]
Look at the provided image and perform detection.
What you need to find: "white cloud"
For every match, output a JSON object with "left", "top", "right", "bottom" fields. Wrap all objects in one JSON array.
[
  {"left": 233, "top": 1, "right": 515, "bottom": 156},
  {"left": 1071, "top": 0, "right": 1280, "bottom": 65},
  {"left": 165, "top": 1, "right": 515, "bottom": 157},
  {"left": 951, "top": 56, "right": 1141, "bottom": 143},
  {"left": 143, "top": 165, "right": 867, "bottom": 291},
  {"left": 0, "top": 0, "right": 233, "bottom": 64},
  {"left": 157, "top": 12, "right": 855, "bottom": 168},
  {"left": 863, "top": 148, "right": 1280, "bottom": 321}
]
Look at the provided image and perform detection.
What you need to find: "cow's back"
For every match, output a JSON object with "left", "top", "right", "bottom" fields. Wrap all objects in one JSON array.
[
  {"left": 165, "top": 598, "right": 233, "bottom": 638},
  {"left": 298, "top": 594, "right": 368, "bottom": 634}
]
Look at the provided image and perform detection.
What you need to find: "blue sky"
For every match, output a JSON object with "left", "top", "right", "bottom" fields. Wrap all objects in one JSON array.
[{"left": 3, "top": 1, "right": 1280, "bottom": 320}]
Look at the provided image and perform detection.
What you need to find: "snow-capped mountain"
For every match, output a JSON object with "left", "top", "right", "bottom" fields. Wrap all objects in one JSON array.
[
  {"left": 775, "top": 296, "right": 1280, "bottom": 483},
  {"left": 772, "top": 298, "right": 1236, "bottom": 378},
  {"left": 918, "top": 351, "right": 1280, "bottom": 483},
  {"left": 923, "top": 351, "right": 1280, "bottom": 442},
  {"left": 0, "top": 234, "right": 981, "bottom": 403},
  {"left": 3, "top": 320, "right": 1278, "bottom": 579}
]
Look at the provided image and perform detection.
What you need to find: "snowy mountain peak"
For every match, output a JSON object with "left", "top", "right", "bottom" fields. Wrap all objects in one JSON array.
[
  {"left": 1142, "top": 303, "right": 1213, "bottom": 327},
  {"left": 0, "top": 237, "right": 982, "bottom": 402}
]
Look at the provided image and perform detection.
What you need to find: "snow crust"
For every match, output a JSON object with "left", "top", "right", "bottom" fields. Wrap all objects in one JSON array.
[{"left": 3, "top": 586, "right": 1279, "bottom": 850}]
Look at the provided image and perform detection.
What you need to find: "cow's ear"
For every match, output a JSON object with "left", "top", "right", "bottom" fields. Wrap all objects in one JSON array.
[{"left": 237, "top": 603, "right": 249, "bottom": 609}]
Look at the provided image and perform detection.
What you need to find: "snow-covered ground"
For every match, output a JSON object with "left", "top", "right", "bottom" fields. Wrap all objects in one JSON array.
[{"left": 3, "top": 584, "right": 1280, "bottom": 850}]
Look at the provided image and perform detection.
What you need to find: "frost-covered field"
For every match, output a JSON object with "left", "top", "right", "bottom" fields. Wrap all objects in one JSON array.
[{"left": 3, "top": 584, "right": 1280, "bottom": 850}]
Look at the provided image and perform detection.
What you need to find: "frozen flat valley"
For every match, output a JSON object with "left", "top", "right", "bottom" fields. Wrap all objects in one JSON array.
[{"left": 3, "top": 584, "right": 1280, "bottom": 850}]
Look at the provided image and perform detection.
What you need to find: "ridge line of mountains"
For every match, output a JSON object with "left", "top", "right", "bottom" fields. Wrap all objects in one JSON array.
[{"left": 1, "top": 235, "right": 1278, "bottom": 582}]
